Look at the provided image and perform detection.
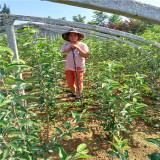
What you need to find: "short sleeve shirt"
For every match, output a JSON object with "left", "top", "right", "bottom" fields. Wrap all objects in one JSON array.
[{"left": 61, "top": 42, "right": 89, "bottom": 71}]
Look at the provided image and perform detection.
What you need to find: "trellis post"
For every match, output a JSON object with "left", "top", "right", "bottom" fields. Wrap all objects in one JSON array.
[
  {"left": 3, "top": 17, "right": 26, "bottom": 105},
  {"left": 4, "top": 19, "right": 20, "bottom": 67}
]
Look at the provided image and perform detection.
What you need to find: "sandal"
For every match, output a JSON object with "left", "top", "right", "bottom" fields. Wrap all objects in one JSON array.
[{"left": 67, "top": 93, "right": 77, "bottom": 98}]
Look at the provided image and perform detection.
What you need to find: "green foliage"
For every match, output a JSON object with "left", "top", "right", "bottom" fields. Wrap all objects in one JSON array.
[
  {"left": 88, "top": 11, "right": 108, "bottom": 26},
  {"left": 0, "top": 24, "right": 159, "bottom": 159},
  {"left": 144, "top": 137, "right": 160, "bottom": 160},
  {"left": 57, "top": 143, "right": 92, "bottom": 160},
  {"left": 73, "top": 14, "right": 86, "bottom": 23},
  {"left": 54, "top": 109, "right": 95, "bottom": 139},
  {"left": 59, "top": 17, "right": 67, "bottom": 21},
  {"left": 0, "top": 4, "right": 11, "bottom": 14},
  {"left": 106, "top": 135, "right": 131, "bottom": 160},
  {"left": 0, "top": 4, "right": 11, "bottom": 26},
  {"left": 145, "top": 153, "right": 160, "bottom": 160},
  {"left": 0, "top": 46, "right": 42, "bottom": 159},
  {"left": 144, "top": 137, "right": 160, "bottom": 148},
  {"left": 108, "top": 14, "right": 122, "bottom": 24}
]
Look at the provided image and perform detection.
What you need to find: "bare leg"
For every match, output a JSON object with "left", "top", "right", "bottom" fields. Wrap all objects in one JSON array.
[
  {"left": 65, "top": 71, "right": 76, "bottom": 95},
  {"left": 76, "top": 83, "right": 83, "bottom": 98},
  {"left": 70, "top": 85, "right": 76, "bottom": 94},
  {"left": 75, "top": 71, "right": 84, "bottom": 98}
]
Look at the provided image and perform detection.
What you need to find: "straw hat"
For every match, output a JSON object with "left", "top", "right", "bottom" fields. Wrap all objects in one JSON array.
[{"left": 62, "top": 28, "right": 84, "bottom": 41}]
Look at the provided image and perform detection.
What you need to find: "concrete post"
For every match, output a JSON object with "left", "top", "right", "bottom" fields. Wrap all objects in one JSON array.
[
  {"left": 33, "top": 32, "right": 38, "bottom": 39},
  {"left": 49, "top": 32, "right": 52, "bottom": 40},
  {"left": 3, "top": 18, "right": 26, "bottom": 105},
  {"left": 42, "top": 30, "right": 46, "bottom": 38},
  {"left": 39, "top": 29, "right": 43, "bottom": 38},
  {"left": 4, "top": 19, "right": 20, "bottom": 65},
  {"left": 52, "top": 34, "right": 54, "bottom": 40}
]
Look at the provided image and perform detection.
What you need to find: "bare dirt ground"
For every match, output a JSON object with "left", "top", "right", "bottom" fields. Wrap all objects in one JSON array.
[
  {"left": 24, "top": 72, "right": 159, "bottom": 160},
  {"left": 38, "top": 93, "right": 160, "bottom": 160}
]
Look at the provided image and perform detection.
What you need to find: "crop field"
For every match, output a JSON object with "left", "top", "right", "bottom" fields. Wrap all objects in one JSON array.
[{"left": 0, "top": 26, "right": 160, "bottom": 160}]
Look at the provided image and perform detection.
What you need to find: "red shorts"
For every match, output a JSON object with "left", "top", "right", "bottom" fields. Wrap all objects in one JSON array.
[{"left": 65, "top": 70, "right": 85, "bottom": 90}]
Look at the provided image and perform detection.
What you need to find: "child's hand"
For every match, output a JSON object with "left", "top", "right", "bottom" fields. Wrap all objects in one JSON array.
[{"left": 71, "top": 44, "right": 79, "bottom": 50}]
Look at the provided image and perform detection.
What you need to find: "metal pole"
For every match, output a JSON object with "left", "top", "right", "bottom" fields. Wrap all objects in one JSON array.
[{"left": 71, "top": 48, "right": 83, "bottom": 106}]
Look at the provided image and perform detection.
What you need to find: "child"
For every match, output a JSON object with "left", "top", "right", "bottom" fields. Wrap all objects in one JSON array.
[{"left": 61, "top": 28, "right": 89, "bottom": 101}]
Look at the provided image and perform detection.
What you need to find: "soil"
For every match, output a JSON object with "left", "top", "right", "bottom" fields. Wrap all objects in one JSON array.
[
  {"left": 37, "top": 97, "right": 159, "bottom": 160},
  {"left": 24, "top": 72, "right": 160, "bottom": 160}
]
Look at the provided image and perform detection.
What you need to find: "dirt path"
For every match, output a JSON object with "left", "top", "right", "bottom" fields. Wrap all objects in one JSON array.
[
  {"left": 38, "top": 89, "right": 160, "bottom": 160},
  {"left": 24, "top": 73, "right": 159, "bottom": 160}
]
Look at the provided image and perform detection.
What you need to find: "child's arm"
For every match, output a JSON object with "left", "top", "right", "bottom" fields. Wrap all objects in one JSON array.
[
  {"left": 61, "top": 45, "right": 72, "bottom": 58},
  {"left": 77, "top": 47, "right": 89, "bottom": 58},
  {"left": 71, "top": 44, "right": 89, "bottom": 58},
  {"left": 62, "top": 46, "right": 72, "bottom": 54}
]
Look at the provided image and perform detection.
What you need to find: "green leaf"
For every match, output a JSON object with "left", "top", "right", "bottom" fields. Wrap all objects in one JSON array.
[
  {"left": 0, "top": 114, "right": 6, "bottom": 121},
  {"left": 23, "top": 120, "right": 34, "bottom": 126},
  {"left": 61, "top": 133, "right": 72, "bottom": 138},
  {"left": 18, "top": 106, "right": 28, "bottom": 113},
  {"left": 123, "top": 150, "right": 129, "bottom": 158},
  {"left": 54, "top": 127, "right": 63, "bottom": 135},
  {"left": 106, "top": 151, "right": 120, "bottom": 158},
  {"left": 0, "top": 60, "right": 8, "bottom": 64},
  {"left": 125, "top": 74, "right": 134, "bottom": 77},
  {"left": 60, "top": 122, "right": 71, "bottom": 129},
  {"left": 111, "top": 82, "right": 120, "bottom": 87},
  {"left": 115, "top": 64, "right": 125, "bottom": 68},
  {"left": 121, "top": 139, "right": 130, "bottom": 148},
  {"left": 135, "top": 103, "right": 148, "bottom": 108},
  {"left": 8, "top": 142, "right": 17, "bottom": 150},
  {"left": 109, "top": 141, "right": 119, "bottom": 152},
  {"left": 133, "top": 98, "right": 137, "bottom": 103},
  {"left": 70, "top": 127, "right": 88, "bottom": 132},
  {"left": 5, "top": 64, "right": 29, "bottom": 72},
  {"left": 0, "top": 108, "right": 10, "bottom": 112},
  {"left": 58, "top": 147, "right": 67, "bottom": 160},
  {"left": 12, "top": 59, "right": 26, "bottom": 64},
  {"left": 5, "top": 77, "right": 25, "bottom": 84},
  {"left": 16, "top": 28, "right": 28, "bottom": 33},
  {"left": 0, "top": 99, "right": 11, "bottom": 107},
  {"left": 121, "top": 139, "right": 128, "bottom": 148},
  {"left": 137, "top": 84, "right": 150, "bottom": 90},
  {"left": 15, "top": 95, "right": 37, "bottom": 103},
  {"left": 71, "top": 110, "right": 79, "bottom": 118},
  {"left": 77, "top": 143, "right": 87, "bottom": 152},
  {"left": 102, "top": 83, "right": 107, "bottom": 88},
  {"left": 30, "top": 28, "right": 39, "bottom": 33},
  {"left": 36, "top": 38, "right": 46, "bottom": 41},
  {"left": 0, "top": 46, "right": 14, "bottom": 56},
  {"left": 7, "top": 129, "right": 25, "bottom": 135},
  {"left": 2, "top": 149, "right": 9, "bottom": 160},
  {"left": 26, "top": 102, "right": 38, "bottom": 109},
  {"left": 77, "top": 155, "right": 93, "bottom": 158},
  {"left": 0, "top": 120, "right": 8, "bottom": 127},
  {"left": 144, "top": 138, "right": 160, "bottom": 148},
  {"left": 15, "top": 67, "right": 31, "bottom": 75},
  {"left": 145, "top": 152, "right": 160, "bottom": 160},
  {"left": 75, "top": 119, "right": 86, "bottom": 124},
  {"left": 81, "top": 109, "right": 87, "bottom": 115},
  {"left": 125, "top": 103, "right": 132, "bottom": 108},
  {"left": 84, "top": 113, "right": 96, "bottom": 117},
  {"left": 114, "top": 135, "right": 120, "bottom": 143},
  {"left": 123, "top": 146, "right": 131, "bottom": 149}
]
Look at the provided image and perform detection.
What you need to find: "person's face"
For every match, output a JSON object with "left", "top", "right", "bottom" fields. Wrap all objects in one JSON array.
[{"left": 69, "top": 32, "right": 79, "bottom": 43}]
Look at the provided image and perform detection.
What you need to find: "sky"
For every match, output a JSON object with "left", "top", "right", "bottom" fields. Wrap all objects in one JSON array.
[{"left": 1, "top": 0, "right": 160, "bottom": 25}]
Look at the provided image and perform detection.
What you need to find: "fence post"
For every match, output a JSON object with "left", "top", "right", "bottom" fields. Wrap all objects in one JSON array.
[
  {"left": 4, "top": 19, "right": 20, "bottom": 63},
  {"left": 3, "top": 17, "right": 26, "bottom": 106}
]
